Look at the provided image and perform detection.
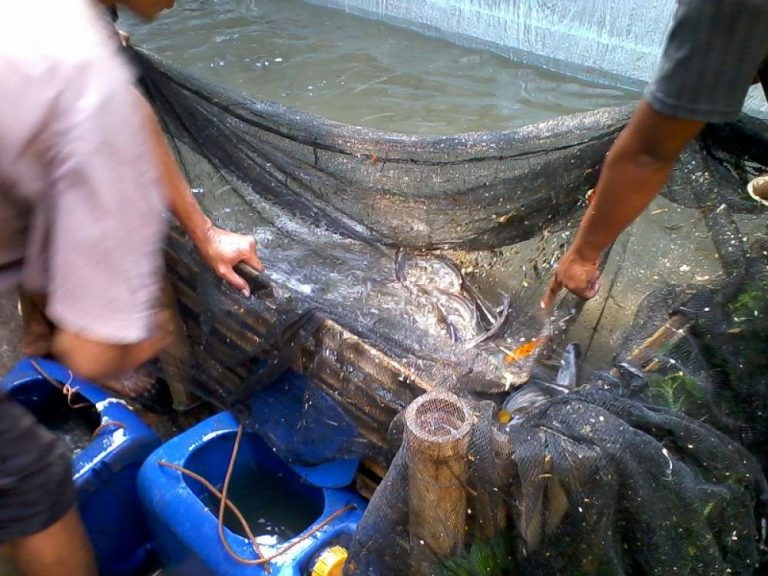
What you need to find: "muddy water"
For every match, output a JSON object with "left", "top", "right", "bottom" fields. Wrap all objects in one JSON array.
[
  {"left": 43, "top": 400, "right": 100, "bottom": 457},
  {"left": 199, "top": 462, "right": 323, "bottom": 542},
  {"left": 122, "top": 0, "right": 637, "bottom": 134}
]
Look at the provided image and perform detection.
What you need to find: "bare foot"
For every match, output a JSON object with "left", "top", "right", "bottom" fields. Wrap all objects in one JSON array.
[{"left": 97, "top": 364, "right": 156, "bottom": 399}]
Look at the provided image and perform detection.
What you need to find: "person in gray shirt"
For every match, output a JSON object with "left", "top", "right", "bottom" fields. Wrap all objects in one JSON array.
[{"left": 542, "top": 0, "right": 768, "bottom": 307}]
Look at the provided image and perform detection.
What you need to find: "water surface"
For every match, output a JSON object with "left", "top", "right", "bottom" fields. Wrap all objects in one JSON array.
[{"left": 124, "top": 0, "right": 637, "bottom": 134}]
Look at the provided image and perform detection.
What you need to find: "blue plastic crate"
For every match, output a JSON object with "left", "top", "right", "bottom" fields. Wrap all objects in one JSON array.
[
  {"left": 0, "top": 357, "right": 161, "bottom": 576},
  {"left": 138, "top": 410, "right": 366, "bottom": 576}
]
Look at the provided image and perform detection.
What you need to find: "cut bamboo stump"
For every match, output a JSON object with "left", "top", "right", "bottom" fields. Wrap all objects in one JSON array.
[
  {"left": 405, "top": 391, "right": 473, "bottom": 575},
  {"left": 614, "top": 313, "right": 692, "bottom": 375}
]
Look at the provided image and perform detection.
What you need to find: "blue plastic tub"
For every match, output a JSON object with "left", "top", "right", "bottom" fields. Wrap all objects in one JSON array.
[
  {"left": 0, "top": 357, "right": 161, "bottom": 576},
  {"left": 138, "top": 410, "right": 366, "bottom": 576}
]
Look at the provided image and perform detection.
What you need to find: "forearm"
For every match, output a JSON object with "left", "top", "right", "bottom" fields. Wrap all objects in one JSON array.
[
  {"left": 135, "top": 90, "right": 263, "bottom": 291},
  {"left": 569, "top": 142, "right": 675, "bottom": 260},
  {"left": 138, "top": 89, "right": 213, "bottom": 249},
  {"left": 570, "top": 101, "right": 705, "bottom": 260}
]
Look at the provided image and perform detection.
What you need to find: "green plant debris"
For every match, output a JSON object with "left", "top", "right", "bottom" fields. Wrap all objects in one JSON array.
[
  {"left": 649, "top": 371, "right": 705, "bottom": 413},
  {"left": 729, "top": 279, "right": 768, "bottom": 331},
  {"left": 433, "top": 534, "right": 514, "bottom": 576}
]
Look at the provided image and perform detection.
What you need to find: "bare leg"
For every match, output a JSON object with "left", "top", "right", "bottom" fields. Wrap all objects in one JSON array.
[{"left": 9, "top": 506, "right": 97, "bottom": 576}]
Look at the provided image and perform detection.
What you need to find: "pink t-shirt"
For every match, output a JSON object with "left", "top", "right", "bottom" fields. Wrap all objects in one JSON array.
[{"left": 0, "top": 0, "right": 168, "bottom": 344}]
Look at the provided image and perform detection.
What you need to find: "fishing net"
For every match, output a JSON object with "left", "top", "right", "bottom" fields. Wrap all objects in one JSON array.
[{"left": 132, "top": 46, "right": 768, "bottom": 575}]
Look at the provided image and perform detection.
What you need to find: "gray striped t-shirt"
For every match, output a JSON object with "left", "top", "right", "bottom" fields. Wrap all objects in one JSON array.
[{"left": 645, "top": 0, "right": 768, "bottom": 122}]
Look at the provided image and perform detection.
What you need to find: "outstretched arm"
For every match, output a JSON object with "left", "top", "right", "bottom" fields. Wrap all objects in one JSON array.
[
  {"left": 138, "top": 90, "right": 265, "bottom": 295},
  {"left": 541, "top": 102, "right": 704, "bottom": 307}
]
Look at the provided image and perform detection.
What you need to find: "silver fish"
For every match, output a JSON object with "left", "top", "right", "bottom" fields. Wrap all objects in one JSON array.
[
  {"left": 555, "top": 342, "right": 581, "bottom": 389},
  {"left": 500, "top": 343, "right": 581, "bottom": 423},
  {"left": 396, "top": 250, "right": 506, "bottom": 344}
]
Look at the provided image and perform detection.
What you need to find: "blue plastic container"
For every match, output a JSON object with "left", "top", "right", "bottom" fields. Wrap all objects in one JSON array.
[
  {"left": 138, "top": 410, "right": 366, "bottom": 576},
  {"left": 0, "top": 357, "right": 161, "bottom": 576}
]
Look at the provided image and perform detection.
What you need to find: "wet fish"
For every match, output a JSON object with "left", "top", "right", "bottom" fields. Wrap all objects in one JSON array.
[
  {"left": 498, "top": 343, "right": 581, "bottom": 424},
  {"left": 499, "top": 382, "right": 555, "bottom": 423},
  {"left": 395, "top": 250, "right": 507, "bottom": 344},
  {"left": 437, "top": 293, "right": 482, "bottom": 343},
  {"left": 555, "top": 342, "right": 581, "bottom": 389},
  {"left": 462, "top": 281, "right": 499, "bottom": 329},
  {"left": 395, "top": 250, "right": 463, "bottom": 293},
  {"left": 464, "top": 295, "right": 512, "bottom": 349},
  {"left": 503, "top": 338, "right": 542, "bottom": 364}
]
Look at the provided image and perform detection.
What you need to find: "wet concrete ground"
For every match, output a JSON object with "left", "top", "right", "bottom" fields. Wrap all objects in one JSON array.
[
  {"left": 0, "top": 289, "right": 21, "bottom": 378},
  {"left": 0, "top": 293, "right": 22, "bottom": 575}
]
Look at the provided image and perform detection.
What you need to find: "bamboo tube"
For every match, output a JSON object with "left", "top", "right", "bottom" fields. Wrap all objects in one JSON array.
[
  {"left": 406, "top": 391, "right": 473, "bottom": 575},
  {"left": 622, "top": 313, "right": 691, "bottom": 372}
]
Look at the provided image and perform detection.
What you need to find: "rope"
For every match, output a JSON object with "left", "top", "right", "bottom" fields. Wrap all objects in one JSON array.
[
  {"left": 30, "top": 359, "right": 131, "bottom": 444},
  {"left": 159, "top": 424, "right": 358, "bottom": 568},
  {"left": 157, "top": 460, "right": 263, "bottom": 554},
  {"left": 62, "top": 384, "right": 91, "bottom": 409},
  {"left": 30, "top": 358, "right": 90, "bottom": 408},
  {"left": 92, "top": 421, "right": 126, "bottom": 438}
]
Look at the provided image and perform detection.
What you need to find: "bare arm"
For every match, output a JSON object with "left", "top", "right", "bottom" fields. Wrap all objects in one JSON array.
[
  {"left": 542, "top": 102, "right": 705, "bottom": 307},
  {"left": 137, "top": 90, "right": 265, "bottom": 295}
]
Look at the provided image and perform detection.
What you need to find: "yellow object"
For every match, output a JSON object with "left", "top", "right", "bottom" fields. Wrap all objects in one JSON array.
[{"left": 311, "top": 545, "right": 348, "bottom": 576}]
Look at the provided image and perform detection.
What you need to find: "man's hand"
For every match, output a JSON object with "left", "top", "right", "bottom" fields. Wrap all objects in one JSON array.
[
  {"left": 541, "top": 102, "right": 704, "bottom": 309},
  {"left": 197, "top": 224, "right": 265, "bottom": 297},
  {"left": 541, "top": 248, "right": 600, "bottom": 309}
]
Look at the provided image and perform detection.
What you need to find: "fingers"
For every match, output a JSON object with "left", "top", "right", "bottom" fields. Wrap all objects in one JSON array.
[
  {"left": 202, "top": 229, "right": 266, "bottom": 295},
  {"left": 117, "top": 29, "right": 130, "bottom": 46},
  {"left": 583, "top": 277, "right": 601, "bottom": 300},
  {"left": 220, "top": 235, "right": 264, "bottom": 295},
  {"left": 545, "top": 270, "right": 601, "bottom": 304},
  {"left": 239, "top": 236, "right": 265, "bottom": 273},
  {"left": 540, "top": 274, "right": 563, "bottom": 310},
  {"left": 218, "top": 266, "right": 251, "bottom": 297},
  {"left": 542, "top": 252, "right": 603, "bottom": 308}
]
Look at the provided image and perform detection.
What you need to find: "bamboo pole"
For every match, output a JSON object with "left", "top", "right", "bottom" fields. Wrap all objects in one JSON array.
[
  {"left": 406, "top": 391, "right": 473, "bottom": 575},
  {"left": 615, "top": 313, "right": 692, "bottom": 374}
]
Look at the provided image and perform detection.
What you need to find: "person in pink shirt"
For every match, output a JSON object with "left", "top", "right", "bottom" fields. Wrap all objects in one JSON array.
[{"left": 0, "top": 0, "right": 261, "bottom": 573}]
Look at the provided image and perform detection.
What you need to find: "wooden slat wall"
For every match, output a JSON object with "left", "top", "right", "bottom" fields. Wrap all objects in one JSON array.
[{"left": 163, "top": 228, "right": 434, "bottom": 466}]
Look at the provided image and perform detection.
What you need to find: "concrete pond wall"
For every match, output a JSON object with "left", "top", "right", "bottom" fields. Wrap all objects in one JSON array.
[{"left": 305, "top": 0, "right": 768, "bottom": 115}]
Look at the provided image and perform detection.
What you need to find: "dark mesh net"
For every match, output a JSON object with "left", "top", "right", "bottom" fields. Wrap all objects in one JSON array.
[{"left": 132, "top": 46, "right": 768, "bottom": 575}]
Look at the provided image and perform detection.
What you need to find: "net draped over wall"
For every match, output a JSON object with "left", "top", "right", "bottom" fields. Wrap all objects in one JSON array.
[{"left": 134, "top": 48, "right": 768, "bottom": 575}]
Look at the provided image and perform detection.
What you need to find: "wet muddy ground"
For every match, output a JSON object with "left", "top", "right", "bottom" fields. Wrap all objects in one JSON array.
[
  {"left": 0, "top": 293, "right": 22, "bottom": 575},
  {"left": 0, "top": 290, "right": 21, "bottom": 378}
]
